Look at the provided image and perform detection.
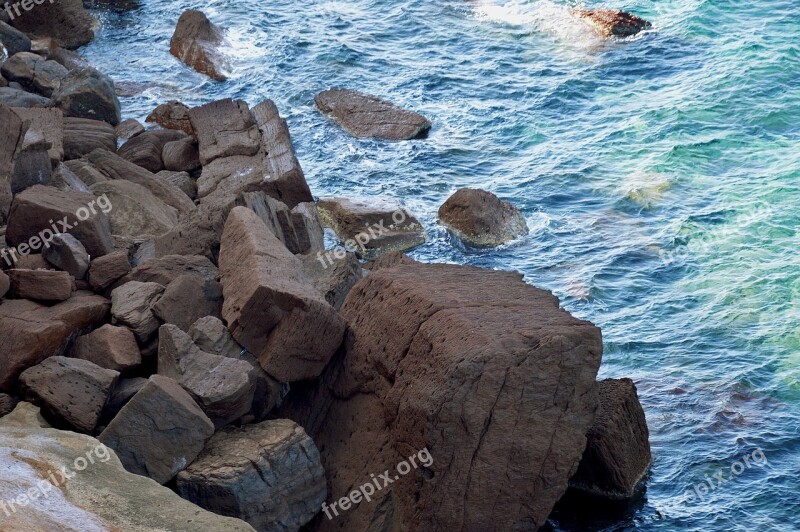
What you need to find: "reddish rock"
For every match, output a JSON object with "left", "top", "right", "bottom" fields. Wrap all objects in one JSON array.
[
  {"left": 299, "top": 251, "right": 363, "bottom": 310},
  {"left": 7, "top": 269, "right": 74, "bottom": 301},
  {"left": 0, "top": 270, "right": 9, "bottom": 298},
  {"left": 438, "top": 188, "right": 528, "bottom": 247},
  {"left": 0, "top": 103, "right": 27, "bottom": 223},
  {"left": 110, "top": 281, "right": 165, "bottom": 342},
  {"left": 121, "top": 254, "right": 218, "bottom": 286},
  {"left": 570, "top": 9, "right": 652, "bottom": 37},
  {"left": 69, "top": 324, "right": 142, "bottom": 372},
  {"left": 146, "top": 100, "right": 194, "bottom": 136},
  {"left": 170, "top": 10, "right": 229, "bottom": 81},
  {"left": 63, "top": 117, "right": 116, "bottom": 160},
  {"left": 118, "top": 129, "right": 187, "bottom": 173},
  {"left": 152, "top": 274, "right": 224, "bottom": 331},
  {"left": 189, "top": 99, "right": 260, "bottom": 166},
  {"left": 9, "top": 0, "right": 97, "bottom": 50},
  {"left": 241, "top": 192, "right": 324, "bottom": 255},
  {"left": 362, "top": 251, "right": 417, "bottom": 271},
  {"left": 88, "top": 250, "right": 131, "bottom": 291}
]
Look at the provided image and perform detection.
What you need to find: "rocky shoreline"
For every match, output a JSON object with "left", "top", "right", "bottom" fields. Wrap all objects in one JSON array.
[{"left": 1, "top": 4, "right": 653, "bottom": 531}]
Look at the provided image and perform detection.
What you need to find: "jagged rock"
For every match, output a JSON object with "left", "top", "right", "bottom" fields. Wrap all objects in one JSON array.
[
  {"left": 438, "top": 188, "right": 529, "bottom": 247},
  {"left": 300, "top": 250, "right": 363, "bottom": 310},
  {"left": 88, "top": 250, "right": 131, "bottom": 291},
  {"left": 50, "top": 67, "right": 121, "bottom": 125},
  {"left": 8, "top": 0, "right": 97, "bottom": 49},
  {"left": 162, "top": 136, "right": 200, "bottom": 172},
  {"left": 570, "top": 9, "right": 652, "bottom": 37},
  {"left": 146, "top": 100, "right": 194, "bottom": 135},
  {"left": 318, "top": 197, "right": 426, "bottom": 259},
  {"left": 569, "top": 378, "right": 651, "bottom": 499},
  {"left": 118, "top": 129, "right": 187, "bottom": 173},
  {"left": 0, "top": 103, "right": 27, "bottom": 223},
  {"left": 315, "top": 88, "right": 431, "bottom": 140},
  {"left": 121, "top": 254, "right": 218, "bottom": 286},
  {"left": 241, "top": 192, "right": 324, "bottom": 254},
  {"left": 110, "top": 281, "right": 165, "bottom": 342},
  {"left": 157, "top": 324, "right": 256, "bottom": 428},
  {"left": 170, "top": 10, "right": 229, "bottom": 81},
  {"left": 152, "top": 274, "right": 224, "bottom": 331},
  {"left": 0, "top": 52, "right": 68, "bottom": 96},
  {"left": 69, "top": 324, "right": 142, "bottom": 372},
  {"left": 63, "top": 117, "right": 117, "bottom": 160},
  {"left": 156, "top": 170, "right": 196, "bottom": 200},
  {"left": 7, "top": 269, "right": 74, "bottom": 301},
  {"left": 0, "top": 270, "right": 9, "bottom": 298},
  {"left": 90, "top": 179, "right": 179, "bottom": 238},
  {"left": 99, "top": 375, "right": 215, "bottom": 484},
  {"left": 42, "top": 233, "right": 89, "bottom": 279},
  {"left": 0, "top": 20, "right": 31, "bottom": 55},
  {"left": 115, "top": 118, "right": 145, "bottom": 142},
  {"left": 0, "top": 86, "right": 49, "bottom": 107},
  {"left": 363, "top": 251, "right": 418, "bottom": 271},
  {"left": 176, "top": 419, "right": 326, "bottom": 531},
  {"left": 189, "top": 98, "right": 260, "bottom": 166},
  {"left": 219, "top": 207, "right": 346, "bottom": 382},
  {"left": 65, "top": 159, "right": 109, "bottom": 187},
  {"left": 11, "top": 107, "right": 64, "bottom": 165},
  {"left": 19, "top": 356, "right": 118, "bottom": 433}
]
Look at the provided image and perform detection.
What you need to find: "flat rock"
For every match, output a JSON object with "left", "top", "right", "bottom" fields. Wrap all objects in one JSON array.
[
  {"left": 69, "top": 324, "right": 142, "bottom": 372},
  {"left": 152, "top": 274, "right": 224, "bottom": 331},
  {"left": 90, "top": 179, "right": 179, "bottom": 238},
  {"left": 63, "top": 117, "right": 117, "bottom": 160},
  {"left": 189, "top": 98, "right": 260, "bottom": 166},
  {"left": 7, "top": 269, "right": 74, "bottom": 301},
  {"left": 438, "top": 188, "right": 529, "bottom": 247},
  {"left": 570, "top": 9, "right": 652, "bottom": 37},
  {"left": 110, "top": 281, "right": 165, "bottom": 342},
  {"left": 170, "top": 10, "right": 229, "bottom": 81},
  {"left": 8, "top": 0, "right": 97, "bottom": 49},
  {"left": 146, "top": 100, "right": 194, "bottom": 135},
  {"left": 88, "top": 250, "right": 131, "bottom": 291},
  {"left": 50, "top": 67, "right": 121, "bottom": 126},
  {"left": 42, "top": 232, "right": 90, "bottom": 279}
]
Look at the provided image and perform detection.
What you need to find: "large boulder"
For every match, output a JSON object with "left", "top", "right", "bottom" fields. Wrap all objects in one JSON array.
[
  {"left": 118, "top": 129, "right": 187, "bottom": 173},
  {"left": 90, "top": 179, "right": 179, "bottom": 238},
  {"left": 0, "top": 393, "right": 15, "bottom": 417},
  {"left": 0, "top": 20, "right": 31, "bottom": 55},
  {"left": 42, "top": 232, "right": 90, "bottom": 279},
  {"left": 0, "top": 103, "right": 27, "bottom": 223},
  {"left": 438, "top": 188, "right": 529, "bottom": 247},
  {"left": 50, "top": 68, "right": 122, "bottom": 126},
  {"left": 176, "top": 419, "right": 326, "bottom": 531},
  {"left": 8, "top": 0, "right": 97, "bottom": 49},
  {"left": 11, "top": 107, "right": 64, "bottom": 166},
  {"left": 315, "top": 89, "right": 431, "bottom": 140},
  {"left": 570, "top": 9, "right": 652, "bottom": 37},
  {"left": 9, "top": 126, "right": 53, "bottom": 194},
  {"left": 0, "top": 51, "right": 68, "bottom": 96},
  {"left": 157, "top": 170, "right": 197, "bottom": 199},
  {"left": 0, "top": 86, "right": 49, "bottom": 107},
  {"left": 152, "top": 274, "right": 224, "bottom": 331},
  {"left": 7, "top": 269, "right": 74, "bottom": 301},
  {"left": 110, "top": 281, "right": 165, "bottom": 342},
  {"left": 170, "top": 10, "right": 229, "bottom": 81},
  {"left": 121, "top": 254, "right": 218, "bottom": 286},
  {"left": 115, "top": 118, "right": 145, "bottom": 142},
  {"left": 145, "top": 100, "right": 194, "bottom": 136},
  {"left": 219, "top": 207, "right": 346, "bottom": 382},
  {"left": 299, "top": 250, "right": 363, "bottom": 310},
  {"left": 280, "top": 263, "right": 603, "bottom": 531},
  {"left": 69, "top": 324, "right": 142, "bottom": 373},
  {"left": 63, "top": 117, "right": 117, "bottom": 160},
  {"left": 189, "top": 98, "right": 260, "bottom": 167}
]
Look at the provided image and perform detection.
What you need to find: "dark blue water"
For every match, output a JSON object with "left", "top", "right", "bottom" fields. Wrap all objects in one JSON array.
[{"left": 82, "top": 0, "right": 800, "bottom": 528}]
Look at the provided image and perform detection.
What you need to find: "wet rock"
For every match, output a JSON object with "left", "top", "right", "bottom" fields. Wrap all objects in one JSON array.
[
  {"left": 176, "top": 419, "right": 326, "bottom": 531},
  {"left": 0, "top": 270, "right": 9, "bottom": 298},
  {"left": 570, "top": 9, "right": 652, "bottom": 37},
  {"left": 0, "top": 51, "right": 68, "bottom": 96},
  {"left": 219, "top": 207, "right": 346, "bottom": 382},
  {"left": 363, "top": 251, "right": 418, "bottom": 271},
  {"left": 19, "top": 356, "right": 118, "bottom": 433},
  {"left": 299, "top": 250, "right": 363, "bottom": 310},
  {"left": 315, "top": 88, "right": 432, "bottom": 140},
  {"left": 0, "top": 103, "right": 27, "bottom": 222},
  {"left": 162, "top": 136, "right": 200, "bottom": 172},
  {"left": 146, "top": 100, "right": 194, "bottom": 136},
  {"left": 170, "top": 10, "right": 229, "bottom": 81},
  {"left": 63, "top": 117, "right": 117, "bottom": 160},
  {"left": 115, "top": 118, "right": 145, "bottom": 142},
  {"left": 157, "top": 324, "right": 257, "bottom": 428},
  {"left": 118, "top": 129, "right": 187, "bottom": 173},
  {"left": 8, "top": 0, "right": 97, "bottom": 49},
  {"left": 569, "top": 378, "right": 652, "bottom": 499},
  {"left": 156, "top": 170, "right": 196, "bottom": 200},
  {"left": 12, "top": 107, "right": 64, "bottom": 165},
  {"left": 0, "top": 20, "right": 31, "bottom": 55},
  {"left": 99, "top": 374, "right": 215, "bottom": 484},
  {"left": 7, "top": 269, "right": 74, "bottom": 301},
  {"left": 50, "top": 67, "right": 122, "bottom": 126},
  {"left": 152, "top": 274, "right": 224, "bottom": 331},
  {"left": 69, "top": 324, "right": 142, "bottom": 373},
  {"left": 42, "top": 233, "right": 89, "bottom": 279},
  {"left": 317, "top": 197, "right": 426, "bottom": 259},
  {"left": 88, "top": 250, "right": 131, "bottom": 291},
  {"left": 241, "top": 192, "right": 324, "bottom": 254},
  {"left": 0, "top": 86, "right": 49, "bottom": 107},
  {"left": 110, "top": 281, "right": 165, "bottom": 342},
  {"left": 438, "top": 188, "right": 529, "bottom": 247},
  {"left": 90, "top": 179, "right": 179, "bottom": 238}
]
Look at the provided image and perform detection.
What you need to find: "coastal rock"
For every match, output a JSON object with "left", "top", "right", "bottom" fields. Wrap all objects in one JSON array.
[
  {"left": 570, "top": 9, "right": 652, "bottom": 37},
  {"left": 118, "top": 129, "right": 187, "bottom": 173},
  {"left": 19, "top": 356, "right": 118, "bottom": 433},
  {"left": 569, "top": 378, "right": 652, "bottom": 499},
  {"left": 63, "top": 117, "right": 117, "bottom": 160},
  {"left": 219, "top": 206, "right": 346, "bottom": 382},
  {"left": 0, "top": 270, "right": 9, "bottom": 298},
  {"left": 99, "top": 374, "right": 216, "bottom": 484},
  {"left": 438, "top": 188, "right": 529, "bottom": 247},
  {"left": 176, "top": 419, "right": 326, "bottom": 531},
  {"left": 48, "top": 45, "right": 91, "bottom": 71},
  {"left": 0, "top": 103, "right": 27, "bottom": 222},
  {"left": 88, "top": 250, "right": 131, "bottom": 291},
  {"left": 0, "top": 86, "right": 49, "bottom": 107},
  {"left": 0, "top": 20, "right": 31, "bottom": 55},
  {"left": 152, "top": 274, "right": 224, "bottom": 331},
  {"left": 315, "top": 88, "right": 432, "bottom": 140},
  {"left": 363, "top": 251, "right": 418, "bottom": 271},
  {"left": 300, "top": 250, "right": 363, "bottom": 310},
  {"left": 317, "top": 197, "right": 426, "bottom": 259},
  {"left": 241, "top": 192, "right": 324, "bottom": 254},
  {"left": 121, "top": 254, "right": 218, "bottom": 285},
  {"left": 162, "top": 136, "right": 200, "bottom": 172},
  {"left": 7, "top": 269, "right": 74, "bottom": 301},
  {"left": 8, "top": 0, "right": 97, "bottom": 49},
  {"left": 42, "top": 233, "right": 90, "bottom": 279},
  {"left": 69, "top": 324, "right": 142, "bottom": 373},
  {"left": 145, "top": 100, "right": 194, "bottom": 136},
  {"left": 0, "top": 51, "right": 68, "bottom": 96},
  {"left": 10, "top": 127, "right": 53, "bottom": 194},
  {"left": 90, "top": 179, "right": 179, "bottom": 238},
  {"left": 189, "top": 98, "right": 260, "bottom": 166},
  {"left": 170, "top": 10, "right": 229, "bottom": 81},
  {"left": 101, "top": 376, "right": 147, "bottom": 424},
  {"left": 12, "top": 107, "right": 64, "bottom": 165},
  {"left": 51, "top": 67, "right": 122, "bottom": 126},
  {"left": 115, "top": 118, "right": 145, "bottom": 142},
  {"left": 0, "top": 401, "right": 50, "bottom": 428},
  {"left": 50, "top": 161, "right": 91, "bottom": 192},
  {"left": 157, "top": 170, "right": 196, "bottom": 200},
  {"left": 110, "top": 281, "right": 165, "bottom": 342}
]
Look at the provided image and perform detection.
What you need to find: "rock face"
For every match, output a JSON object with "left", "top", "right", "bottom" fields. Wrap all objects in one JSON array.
[
  {"left": 8, "top": 0, "right": 98, "bottom": 49},
  {"left": 242, "top": 192, "right": 324, "bottom": 255},
  {"left": 317, "top": 197, "right": 426, "bottom": 259},
  {"left": 170, "top": 10, "right": 229, "bottom": 81},
  {"left": 570, "top": 9, "right": 652, "bottom": 37},
  {"left": 7, "top": 269, "right": 74, "bottom": 301},
  {"left": 176, "top": 419, "right": 327, "bottom": 532},
  {"left": 162, "top": 136, "right": 200, "bottom": 172},
  {"left": 99, "top": 375, "right": 215, "bottom": 484},
  {"left": 315, "top": 89, "right": 432, "bottom": 140},
  {"left": 219, "top": 207, "right": 346, "bottom": 382},
  {"left": 50, "top": 67, "right": 122, "bottom": 125},
  {"left": 0, "top": 393, "right": 15, "bottom": 417},
  {"left": 0, "top": 86, "right": 49, "bottom": 107},
  {"left": 300, "top": 251, "right": 363, "bottom": 310},
  {"left": 438, "top": 188, "right": 529, "bottom": 247},
  {"left": 90, "top": 179, "right": 179, "bottom": 238},
  {"left": 19, "top": 356, "right": 118, "bottom": 433},
  {"left": 146, "top": 100, "right": 194, "bottom": 136},
  {"left": 281, "top": 263, "right": 603, "bottom": 531},
  {"left": 0, "top": 405, "right": 254, "bottom": 531},
  {"left": 63, "top": 117, "right": 117, "bottom": 160},
  {"left": 42, "top": 233, "right": 90, "bottom": 279},
  {"left": 69, "top": 324, "right": 142, "bottom": 373},
  {"left": 110, "top": 281, "right": 165, "bottom": 342},
  {"left": 569, "top": 378, "right": 651, "bottom": 499}
]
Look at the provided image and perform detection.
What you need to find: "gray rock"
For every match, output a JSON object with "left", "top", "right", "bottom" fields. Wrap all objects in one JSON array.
[
  {"left": 115, "top": 118, "right": 145, "bottom": 142},
  {"left": 51, "top": 67, "right": 122, "bottom": 126},
  {"left": 42, "top": 233, "right": 90, "bottom": 279},
  {"left": 8, "top": 0, "right": 97, "bottom": 50},
  {"left": 11, "top": 107, "right": 64, "bottom": 165},
  {"left": 0, "top": 270, "right": 9, "bottom": 299},
  {"left": 241, "top": 192, "right": 324, "bottom": 255},
  {"left": 118, "top": 129, "right": 187, "bottom": 173},
  {"left": 0, "top": 51, "right": 68, "bottom": 96},
  {"left": 162, "top": 136, "right": 200, "bottom": 172},
  {"left": 90, "top": 179, "right": 179, "bottom": 238},
  {"left": 0, "top": 20, "right": 31, "bottom": 55},
  {"left": 300, "top": 250, "right": 363, "bottom": 310},
  {"left": 0, "top": 103, "right": 26, "bottom": 223},
  {"left": 0, "top": 86, "right": 49, "bottom": 107},
  {"left": 110, "top": 281, "right": 165, "bottom": 342},
  {"left": 152, "top": 274, "right": 223, "bottom": 331}
]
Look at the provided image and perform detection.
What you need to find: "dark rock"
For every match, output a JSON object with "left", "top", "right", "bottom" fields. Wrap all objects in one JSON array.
[
  {"left": 0, "top": 51, "right": 68, "bottom": 96},
  {"left": 63, "top": 117, "right": 117, "bottom": 160},
  {"left": 100, "top": 376, "right": 146, "bottom": 425},
  {"left": 299, "top": 250, "right": 363, "bottom": 310},
  {"left": 438, "top": 188, "right": 529, "bottom": 247},
  {"left": 0, "top": 270, "right": 8, "bottom": 298},
  {"left": 110, "top": 281, "right": 165, "bottom": 342},
  {"left": 49, "top": 161, "right": 91, "bottom": 192},
  {"left": 0, "top": 103, "right": 27, "bottom": 223},
  {"left": 162, "top": 136, "right": 200, "bottom": 172},
  {"left": 152, "top": 274, "right": 224, "bottom": 331},
  {"left": 69, "top": 324, "right": 142, "bottom": 372},
  {"left": 88, "top": 250, "right": 131, "bottom": 291},
  {"left": 7, "top": 269, "right": 74, "bottom": 301},
  {"left": 145, "top": 100, "right": 194, "bottom": 136},
  {"left": 10, "top": 128, "right": 53, "bottom": 195},
  {"left": 64, "top": 159, "right": 109, "bottom": 186},
  {"left": 50, "top": 67, "right": 122, "bottom": 126},
  {"left": 0, "top": 20, "right": 31, "bottom": 55},
  {"left": 0, "top": 393, "right": 16, "bottom": 417},
  {"left": 8, "top": 0, "right": 97, "bottom": 49},
  {"left": 570, "top": 9, "right": 652, "bottom": 37},
  {"left": 118, "top": 129, "right": 187, "bottom": 173},
  {"left": 363, "top": 251, "right": 418, "bottom": 271},
  {"left": 156, "top": 170, "right": 196, "bottom": 200},
  {"left": 0, "top": 86, "right": 49, "bottom": 107},
  {"left": 42, "top": 233, "right": 89, "bottom": 279},
  {"left": 115, "top": 118, "right": 145, "bottom": 142},
  {"left": 48, "top": 46, "right": 90, "bottom": 71},
  {"left": 170, "top": 10, "right": 229, "bottom": 81}
]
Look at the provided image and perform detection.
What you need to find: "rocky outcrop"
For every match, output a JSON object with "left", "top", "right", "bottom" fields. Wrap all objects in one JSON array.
[
  {"left": 176, "top": 419, "right": 327, "bottom": 531},
  {"left": 438, "top": 188, "right": 529, "bottom": 247},
  {"left": 315, "top": 89, "right": 432, "bottom": 140},
  {"left": 0, "top": 51, "right": 68, "bottom": 96},
  {"left": 110, "top": 281, "right": 165, "bottom": 342},
  {"left": 42, "top": 233, "right": 89, "bottom": 279},
  {"left": 8, "top": 0, "right": 97, "bottom": 49},
  {"left": 570, "top": 9, "right": 652, "bottom": 37},
  {"left": 69, "top": 324, "right": 142, "bottom": 373},
  {"left": 170, "top": 10, "right": 229, "bottom": 81},
  {"left": 569, "top": 378, "right": 651, "bottom": 499},
  {"left": 146, "top": 100, "right": 194, "bottom": 136},
  {"left": 280, "top": 263, "right": 603, "bottom": 531},
  {"left": 50, "top": 67, "right": 122, "bottom": 125},
  {"left": 7, "top": 269, "right": 74, "bottom": 301}
]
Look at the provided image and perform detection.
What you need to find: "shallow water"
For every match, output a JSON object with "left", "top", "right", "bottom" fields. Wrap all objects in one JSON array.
[{"left": 81, "top": 0, "right": 800, "bottom": 529}]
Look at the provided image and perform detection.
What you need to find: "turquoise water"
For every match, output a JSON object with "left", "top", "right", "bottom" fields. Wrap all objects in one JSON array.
[{"left": 82, "top": 0, "right": 800, "bottom": 529}]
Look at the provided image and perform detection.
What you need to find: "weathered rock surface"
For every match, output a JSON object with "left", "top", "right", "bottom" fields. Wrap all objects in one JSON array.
[
  {"left": 110, "top": 281, "right": 165, "bottom": 342},
  {"left": 1, "top": 51, "right": 68, "bottom": 96},
  {"left": 7, "top": 269, "right": 74, "bottom": 301},
  {"left": 162, "top": 136, "right": 200, "bottom": 172},
  {"left": 0, "top": 86, "right": 49, "bottom": 107},
  {"left": 157, "top": 324, "right": 256, "bottom": 428},
  {"left": 50, "top": 67, "right": 122, "bottom": 125},
  {"left": 0, "top": 270, "right": 9, "bottom": 298},
  {"left": 157, "top": 170, "right": 196, "bottom": 200},
  {"left": 8, "top": 0, "right": 97, "bottom": 49},
  {"left": 438, "top": 188, "right": 529, "bottom": 247},
  {"left": 99, "top": 374, "right": 215, "bottom": 484},
  {"left": 280, "top": 263, "right": 603, "bottom": 531},
  {"left": 300, "top": 250, "right": 363, "bottom": 310},
  {"left": 569, "top": 378, "right": 651, "bottom": 499},
  {"left": 69, "top": 324, "right": 142, "bottom": 373},
  {"left": 63, "top": 117, "right": 117, "bottom": 160},
  {"left": 570, "top": 9, "right": 652, "bottom": 37},
  {"left": 176, "top": 419, "right": 326, "bottom": 531},
  {"left": 10, "top": 127, "right": 53, "bottom": 194},
  {"left": 316, "top": 89, "right": 432, "bottom": 140},
  {"left": 121, "top": 254, "right": 218, "bottom": 286},
  {"left": 190, "top": 98, "right": 260, "bottom": 167},
  {"left": 19, "top": 356, "right": 118, "bottom": 433},
  {"left": 0, "top": 393, "right": 16, "bottom": 417},
  {"left": 170, "top": 10, "right": 229, "bottom": 81},
  {"left": 42, "top": 232, "right": 89, "bottom": 279},
  {"left": 118, "top": 129, "right": 187, "bottom": 173},
  {"left": 146, "top": 100, "right": 194, "bottom": 135},
  {"left": 242, "top": 192, "right": 324, "bottom": 254},
  {"left": 152, "top": 274, "right": 224, "bottom": 331},
  {"left": 11, "top": 107, "right": 64, "bottom": 165},
  {"left": 0, "top": 20, "right": 31, "bottom": 55},
  {"left": 115, "top": 118, "right": 145, "bottom": 142},
  {"left": 90, "top": 179, "right": 179, "bottom": 238},
  {"left": 219, "top": 207, "right": 346, "bottom": 382},
  {"left": 0, "top": 103, "right": 28, "bottom": 222},
  {"left": 88, "top": 250, "right": 131, "bottom": 291},
  {"left": 363, "top": 251, "right": 417, "bottom": 271}
]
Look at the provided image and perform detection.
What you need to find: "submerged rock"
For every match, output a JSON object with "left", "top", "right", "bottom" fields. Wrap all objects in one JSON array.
[
  {"left": 438, "top": 188, "right": 528, "bottom": 247},
  {"left": 170, "top": 10, "right": 229, "bottom": 81},
  {"left": 570, "top": 9, "right": 652, "bottom": 37}
]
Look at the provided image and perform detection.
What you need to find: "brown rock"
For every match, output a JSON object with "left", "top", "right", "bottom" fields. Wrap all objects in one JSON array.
[
  {"left": 300, "top": 250, "right": 363, "bottom": 310},
  {"left": 241, "top": 192, "right": 324, "bottom": 254},
  {"left": 121, "top": 254, "right": 218, "bottom": 286},
  {"left": 570, "top": 9, "right": 652, "bottom": 37},
  {"left": 362, "top": 251, "right": 417, "bottom": 271},
  {"left": 90, "top": 179, "right": 179, "bottom": 238},
  {"left": 189, "top": 98, "right": 260, "bottom": 166},
  {"left": 10, "top": 253, "right": 51, "bottom": 270},
  {"left": 11, "top": 107, "right": 64, "bottom": 164},
  {"left": 41, "top": 232, "right": 89, "bottom": 279},
  {"left": 170, "top": 10, "right": 229, "bottom": 81},
  {"left": 10, "top": 126, "right": 53, "bottom": 195},
  {"left": 0, "top": 270, "right": 9, "bottom": 298},
  {"left": 219, "top": 207, "right": 346, "bottom": 382},
  {"left": 9, "top": 0, "right": 98, "bottom": 49},
  {"left": 1, "top": 52, "right": 68, "bottom": 97},
  {"left": 118, "top": 129, "right": 187, "bottom": 173},
  {"left": 152, "top": 274, "right": 224, "bottom": 331},
  {"left": 110, "top": 281, "right": 165, "bottom": 342},
  {"left": 146, "top": 100, "right": 194, "bottom": 136},
  {"left": 162, "top": 136, "right": 200, "bottom": 172},
  {"left": 156, "top": 170, "right": 196, "bottom": 200},
  {"left": 63, "top": 117, "right": 116, "bottom": 160},
  {"left": 0, "top": 393, "right": 16, "bottom": 417},
  {"left": 7, "top": 269, "right": 74, "bottom": 301},
  {"left": 0, "top": 103, "right": 27, "bottom": 223},
  {"left": 438, "top": 188, "right": 529, "bottom": 247},
  {"left": 115, "top": 118, "right": 145, "bottom": 142},
  {"left": 50, "top": 67, "right": 121, "bottom": 126},
  {"left": 64, "top": 158, "right": 109, "bottom": 186},
  {"left": 88, "top": 250, "right": 131, "bottom": 291},
  {"left": 69, "top": 324, "right": 142, "bottom": 372}
]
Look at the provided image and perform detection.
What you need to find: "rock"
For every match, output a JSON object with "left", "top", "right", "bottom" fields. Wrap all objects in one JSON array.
[
  {"left": 363, "top": 251, "right": 418, "bottom": 271},
  {"left": 145, "top": 100, "right": 194, "bottom": 135},
  {"left": 280, "top": 263, "right": 603, "bottom": 531},
  {"left": 317, "top": 197, "right": 426, "bottom": 259},
  {"left": 100, "top": 376, "right": 146, "bottom": 425},
  {"left": 63, "top": 117, "right": 117, "bottom": 160},
  {"left": 110, "top": 281, "right": 165, "bottom": 342},
  {"left": 569, "top": 378, "right": 652, "bottom": 499},
  {"left": 156, "top": 170, "right": 196, "bottom": 200},
  {"left": 152, "top": 274, "right": 224, "bottom": 331},
  {"left": 69, "top": 324, "right": 142, "bottom": 372},
  {"left": 0, "top": 401, "right": 50, "bottom": 428},
  {"left": 219, "top": 207, "right": 346, "bottom": 382},
  {"left": 0, "top": 417, "right": 254, "bottom": 530},
  {"left": 176, "top": 419, "right": 326, "bottom": 531},
  {"left": 115, "top": 118, "right": 145, "bottom": 142},
  {"left": 121, "top": 254, "right": 218, "bottom": 286},
  {"left": 7, "top": 269, "right": 74, "bottom": 301},
  {"left": 48, "top": 46, "right": 90, "bottom": 71},
  {"left": 241, "top": 192, "right": 324, "bottom": 254},
  {"left": 11, "top": 107, "right": 65, "bottom": 165},
  {"left": 438, "top": 188, "right": 529, "bottom": 247},
  {"left": 162, "top": 136, "right": 200, "bottom": 172},
  {"left": 49, "top": 161, "right": 91, "bottom": 192},
  {"left": 50, "top": 67, "right": 122, "bottom": 126},
  {"left": 8, "top": 0, "right": 97, "bottom": 49},
  {"left": 0, "top": 20, "right": 31, "bottom": 55},
  {"left": 0, "top": 270, "right": 9, "bottom": 298},
  {"left": 157, "top": 324, "right": 257, "bottom": 428},
  {"left": 88, "top": 250, "right": 130, "bottom": 291},
  {"left": 300, "top": 250, "right": 363, "bottom": 310},
  {"left": 10, "top": 127, "right": 53, "bottom": 194},
  {"left": 0, "top": 103, "right": 27, "bottom": 222},
  {"left": 118, "top": 129, "right": 187, "bottom": 173},
  {"left": 0, "top": 393, "right": 16, "bottom": 417},
  {"left": 0, "top": 85, "right": 49, "bottom": 107},
  {"left": 0, "top": 51, "right": 68, "bottom": 96},
  {"left": 315, "top": 88, "right": 431, "bottom": 140},
  {"left": 99, "top": 374, "right": 215, "bottom": 483},
  {"left": 10, "top": 253, "right": 51, "bottom": 270},
  {"left": 153, "top": 193, "right": 239, "bottom": 260},
  {"left": 19, "top": 356, "right": 118, "bottom": 433},
  {"left": 170, "top": 10, "right": 229, "bottom": 81},
  {"left": 189, "top": 98, "right": 260, "bottom": 166},
  {"left": 29, "top": 36, "right": 57, "bottom": 56},
  {"left": 42, "top": 233, "right": 89, "bottom": 279},
  {"left": 90, "top": 179, "right": 179, "bottom": 238},
  {"left": 570, "top": 9, "right": 652, "bottom": 37},
  {"left": 6, "top": 185, "right": 114, "bottom": 257}
]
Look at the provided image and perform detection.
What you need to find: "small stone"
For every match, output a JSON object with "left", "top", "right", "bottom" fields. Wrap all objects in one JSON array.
[{"left": 110, "top": 281, "right": 165, "bottom": 342}]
